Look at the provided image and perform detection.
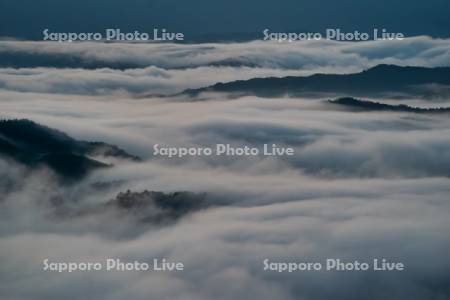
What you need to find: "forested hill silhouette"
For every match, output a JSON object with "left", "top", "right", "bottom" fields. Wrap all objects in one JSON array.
[
  {"left": 184, "top": 65, "right": 450, "bottom": 98},
  {"left": 0, "top": 119, "right": 140, "bottom": 180},
  {"left": 329, "top": 97, "right": 450, "bottom": 113}
]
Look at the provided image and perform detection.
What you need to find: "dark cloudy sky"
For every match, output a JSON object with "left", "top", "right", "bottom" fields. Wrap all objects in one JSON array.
[{"left": 1, "top": 0, "right": 450, "bottom": 40}]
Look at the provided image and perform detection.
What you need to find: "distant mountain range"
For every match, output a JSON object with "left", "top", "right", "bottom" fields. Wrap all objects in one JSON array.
[
  {"left": 183, "top": 65, "right": 450, "bottom": 98},
  {"left": 329, "top": 97, "right": 450, "bottom": 113},
  {"left": 0, "top": 119, "right": 139, "bottom": 180}
]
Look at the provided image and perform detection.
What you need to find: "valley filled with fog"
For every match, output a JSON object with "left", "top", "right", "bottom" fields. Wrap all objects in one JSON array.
[{"left": 1, "top": 38, "right": 450, "bottom": 300}]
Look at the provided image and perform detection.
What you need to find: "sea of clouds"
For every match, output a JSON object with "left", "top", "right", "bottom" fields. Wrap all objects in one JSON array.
[{"left": 1, "top": 37, "right": 450, "bottom": 300}]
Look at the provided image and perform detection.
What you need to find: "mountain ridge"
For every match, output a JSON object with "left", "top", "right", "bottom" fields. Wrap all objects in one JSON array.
[
  {"left": 0, "top": 119, "right": 140, "bottom": 180},
  {"left": 182, "top": 64, "right": 450, "bottom": 98},
  {"left": 328, "top": 97, "right": 450, "bottom": 113}
]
